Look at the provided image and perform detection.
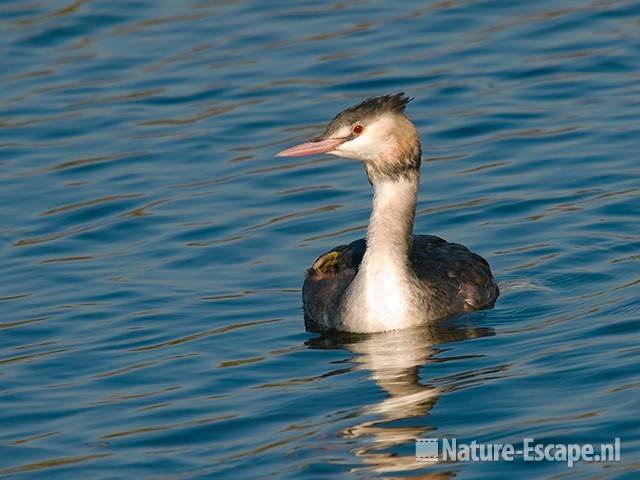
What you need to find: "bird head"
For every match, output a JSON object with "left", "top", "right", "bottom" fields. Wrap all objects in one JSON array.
[{"left": 277, "top": 93, "right": 421, "bottom": 182}]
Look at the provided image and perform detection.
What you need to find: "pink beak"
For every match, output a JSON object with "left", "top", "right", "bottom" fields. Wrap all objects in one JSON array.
[{"left": 276, "top": 137, "right": 345, "bottom": 157}]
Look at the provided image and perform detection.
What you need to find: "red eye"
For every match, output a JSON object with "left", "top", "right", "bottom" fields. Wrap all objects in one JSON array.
[{"left": 353, "top": 125, "right": 364, "bottom": 134}]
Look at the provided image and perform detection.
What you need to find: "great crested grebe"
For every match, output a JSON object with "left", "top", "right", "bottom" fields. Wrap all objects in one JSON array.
[{"left": 277, "top": 94, "right": 498, "bottom": 333}]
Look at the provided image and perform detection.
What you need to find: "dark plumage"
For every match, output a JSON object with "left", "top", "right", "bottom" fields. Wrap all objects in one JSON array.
[{"left": 303, "top": 236, "right": 499, "bottom": 332}]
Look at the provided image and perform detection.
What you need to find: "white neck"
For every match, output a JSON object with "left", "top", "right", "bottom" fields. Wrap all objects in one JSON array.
[{"left": 341, "top": 173, "right": 420, "bottom": 332}]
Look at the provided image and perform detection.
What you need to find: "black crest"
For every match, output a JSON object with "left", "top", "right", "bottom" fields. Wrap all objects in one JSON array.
[
  {"left": 326, "top": 93, "right": 413, "bottom": 133},
  {"left": 344, "top": 93, "right": 413, "bottom": 117}
]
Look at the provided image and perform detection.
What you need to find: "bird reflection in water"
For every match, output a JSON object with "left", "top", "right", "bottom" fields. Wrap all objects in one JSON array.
[{"left": 307, "top": 320, "right": 494, "bottom": 475}]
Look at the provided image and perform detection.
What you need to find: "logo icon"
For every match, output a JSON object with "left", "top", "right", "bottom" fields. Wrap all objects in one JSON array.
[{"left": 416, "top": 438, "right": 439, "bottom": 461}]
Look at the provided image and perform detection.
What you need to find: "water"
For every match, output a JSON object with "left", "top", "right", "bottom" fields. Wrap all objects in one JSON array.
[{"left": 1, "top": 0, "right": 639, "bottom": 478}]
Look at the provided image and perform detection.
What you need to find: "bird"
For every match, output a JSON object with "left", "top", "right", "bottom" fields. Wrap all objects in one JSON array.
[{"left": 277, "top": 93, "right": 499, "bottom": 333}]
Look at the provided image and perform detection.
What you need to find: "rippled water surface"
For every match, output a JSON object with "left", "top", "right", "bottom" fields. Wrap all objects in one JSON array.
[{"left": 1, "top": 1, "right": 639, "bottom": 478}]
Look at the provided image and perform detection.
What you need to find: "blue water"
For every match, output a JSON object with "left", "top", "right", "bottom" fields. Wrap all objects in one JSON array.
[{"left": 1, "top": 0, "right": 639, "bottom": 478}]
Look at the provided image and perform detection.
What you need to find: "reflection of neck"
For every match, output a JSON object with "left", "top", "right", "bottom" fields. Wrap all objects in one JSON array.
[
  {"left": 340, "top": 327, "right": 441, "bottom": 468},
  {"left": 342, "top": 170, "right": 420, "bottom": 332}
]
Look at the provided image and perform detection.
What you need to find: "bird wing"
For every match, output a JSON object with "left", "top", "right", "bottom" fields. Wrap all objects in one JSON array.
[
  {"left": 302, "top": 239, "right": 366, "bottom": 331},
  {"left": 410, "top": 235, "right": 499, "bottom": 311}
]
